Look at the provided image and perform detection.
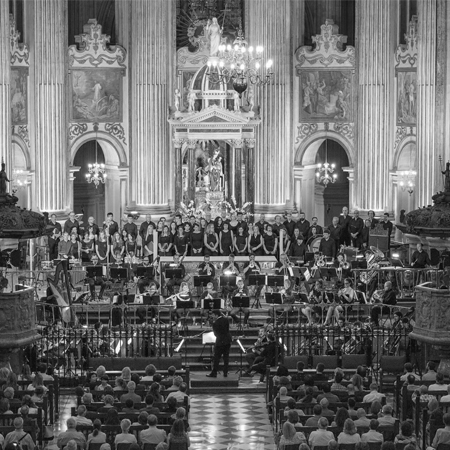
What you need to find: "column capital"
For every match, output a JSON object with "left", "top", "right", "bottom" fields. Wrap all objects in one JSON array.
[
  {"left": 244, "top": 138, "right": 255, "bottom": 148},
  {"left": 230, "top": 139, "right": 244, "bottom": 148},
  {"left": 172, "top": 138, "right": 185, "bottom": 148}
]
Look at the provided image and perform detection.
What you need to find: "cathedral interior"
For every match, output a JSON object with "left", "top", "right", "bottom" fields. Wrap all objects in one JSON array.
[{"left": 1, "top": 1, "right": 450, "bottom": 450}]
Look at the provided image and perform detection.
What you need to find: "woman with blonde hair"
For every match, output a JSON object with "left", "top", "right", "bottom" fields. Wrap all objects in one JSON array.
[
  {"left": 114, "top": 419, "right": 137, "bottom": 445},
  {"left": 338, "top": 418, "right": 361, "bottom": 444},
  {"left": 279, "top": 421, "right": 304, "bottom": 449}
]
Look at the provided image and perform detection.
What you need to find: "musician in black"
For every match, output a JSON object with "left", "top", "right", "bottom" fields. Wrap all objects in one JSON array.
[
  {"left": 269, "top": 278, "right": 295, "bottom": 325},
  {"left": 135, "top": 256, "right": 158, "bottom": 294},
  {"left": 198, "top": 255, "right": 216, "bottom": 277},
  {"left": 164, "top": 254, "right": 186, "bottom": 295},
  {"left": 319, "top": 229, "right": 336, "bottom": 260},
  {"left": 244, "top": 327, "right": 269, "bottom": 371},
  {"left": 103, "top": 212, "right": 119, "bottom": 241},
  {"left": 289, "top": 229, "right": 307, "bottom": 259},
  {"left": 275, "top": 253, "right": 294, "bottom": 279},
  {"left": 207, "top": 309, "right": 232, "bottom": 378},
  {"left": 411, "top": 243, "right": 431, "bottom": 268},
  {"left": 246, "top": 333, "right": 277, "bottom": 382},
  {"left": 382, "top": 213, "right": 394, "bottom": 248},
  {"left": 169, "top": 281, "right": 192, "bottom": 326},
  {"left": 229, "top": 278, "right": 250, "bottom": 326},
  {"left": 349, "top": 210, "right": 364, "bottom": 248},
  {"left": 199, "top": 282, "right": 219, "bottom": 325},
  {"left": 221, "top": 254, "right": 240, "bottom": 299},
  {"left": 329, "top": 216, "right": 342, "bottom": 252},
  {"left": 301, "top": 279, "right": 326, "bottom": 324},
  {"left": 46, "top": 214, "right": 62, "bottom": 260},
  {"left": 339, "top": 206, "right": 351, "bottom": 246},
  {"left": 370, "top": 281, "right": 397, "bottom": 326},
  {"left": 360, "top": 219, "right": 371, "bottom": 250},
  {"left": 86, "top": 255, "right": 106, "bottom": 301}
]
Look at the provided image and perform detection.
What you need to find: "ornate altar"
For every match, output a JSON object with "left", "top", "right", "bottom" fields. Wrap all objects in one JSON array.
[{"left": 169, "top": 20, "right": 260, "bottom": 218}]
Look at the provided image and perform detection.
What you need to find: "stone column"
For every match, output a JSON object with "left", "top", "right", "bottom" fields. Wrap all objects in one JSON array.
[
  {"left": 246, "top": 0, "right": 291, "bottom": 214},
  {"left": 187, "top": 142, "right": 196, "bottom": 202},
  {"left": 33, "top": 0, "right": 68, "bottom": 213},
  {"left": 130, "top": 0, "right": 174, "bottom": 213},
  {"left": 415, "top": 0, "right": 438, "bottom": 207},
  {"left": 232, "top": 139, "right": 244, "bottom": 205},
  {"left": 0, "top": 5, "right": 11, "bottom": 174},
  {"left": 244, "top": 139, "right": 255, "bottom": 212},
  {"left": 173, "top": 139, "right": 183, "bottom": 210},
  {"left": 355, "top": 0, "right": 396, "bottom": 212}
]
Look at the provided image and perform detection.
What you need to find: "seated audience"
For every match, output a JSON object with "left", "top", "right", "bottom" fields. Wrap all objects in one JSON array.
[
  {"left": 422, "top": 361, "right": 438, "bottom": 381},
  {"left": 354, "top": 408, "right": 371, "bottom": 428},
  {"left": 139, "top": 414, "right": 167, "bottom": 446},
  {"left": 317, "top": 383, "right": 339, "bottom": 403},
  {"left": 394, "top": 420, "right": 417, "bottom": 446},
  {"left": 166, "top": 382, "right": 189, "bottom": 404},
  {"left": 120, "top": 381, "right": 142, "bottom": 404},
  {"left": 363, "top": 383, "right": 385, "bottom": 403},
  {"left": 429, "top": 372, "right": 448, "bottom": 392},
  {"left": 309, "top": 417, "right": 336, "bottom": 449},
  {"left": 122, "top": 399, "right": 137, "bottom": 413},
  {"left": 305, "top": 405, "right": 323, "bottom": 427},
  {"left": 332, "top": 407, "right": 350, "bottom": 430},
  {"left": 4, "top": 417, "right": 36, "bottom": 450},
  {"left": 378, "top": 405, "right": 396, "bottom": 426},
  {"left": 361, "top": 419, "right": 384, "bottom": 443},
  {"left": 169, "top": 407, "right": 190, "bottom": 432},
  {"left": 320, "top": 398, "right": 335, "bottom": 418},
  {"left": 114, "top": 419, "right": 138, "bottom": 445},
  {"left": 430, "top": 412, "right": 450, "bottom": 449},
  {"left": 87, "top": 419, "right": 107, "bottom": 449},
  {"left": 57, "top": 417, "right": 87, "bottom": 449},
  {"left": 142, "top": 365, "right": 157, "bottom": 382},
  {"left": 167, "top": 419, "right": 190, "bottom": 448},
  {"left": 279, "top": 422, "right": 306, "bottom": 449},
  {"left": 400, "top": 363, "right": 421, "bottom": 382},
  {"left": 76, "top": 405, "right": 93, "bottom": 426},
  {"left": 338, "top": 418, "right": 361, "bottom": 444},
  {"left": 141, "top": 395, "right": 161, "bottom": 415},
  {"left": 441, "top": 385, "right": 450, "bottom": 402}
]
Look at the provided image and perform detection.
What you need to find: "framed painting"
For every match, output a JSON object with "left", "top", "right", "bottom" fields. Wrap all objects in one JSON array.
[
  {"left": 396, "top": 70, "right": 417, "bottom": 126},
  {"left": 11, "top": 67, "right": 28, "bottom": 126},
  {"left": 70, "top": 68, "right": 123, "bottom": 123},
  {"left": 300, "top": 70, "right": 354, "bottom": 122}
]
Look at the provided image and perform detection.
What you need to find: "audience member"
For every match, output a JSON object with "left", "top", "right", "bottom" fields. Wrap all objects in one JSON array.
[
  {"left": 139, "top": 414, "right": 166, "bottom": 446},
  {"left": 309, "top": 417, "right": 335, "bottom": 449},
  {"left": 440, "top": 385, "right": 450, "bottom": 402},
  {"left": 400, "top": 363, "right": 421, "bottom": 382},
  {"left": 422, "top": 361, "right": 438, "bottom": 381},
  {"left": 429, "top": 372, "right": 448, "bottom": 392},
  {"left": 354, "top": 409, "right": 371, "bottom": 428},
  {"left": 76, "top": 405, "right": 93, "bottom": 426},
  {"left": 394, "top": 420, "right": 417, "bottom": 446},
  {"left": 332, "top": 407, "right": 350, "bottom": 430},
  {"left": 317, "top": 383, "right": 339, "bottom": 403},
  {"left": 87, "top": 419, "right": 107, "bottom": 448},
  {"left": 141, "top": 395, "right": 161, "bottom": 415},
  {"left": 305, "top": 405, "right": 323, "bottom": 427},
  {"left": 4, "top": 417, "right": 36, "bottom": 450},
  {"left": 320, "top": 398, "right": 334, "bottom": 418},
  {"left": 57, "top": 417, "right": 87, "bottom": 449},
  {"left": 378, "top": 405, "right": 396, "bottom": 426},
  {"left": 430, "top": 413, "right": 450, "bottom": 449},
  {"left": 363, "top": 383, "right": 385, "bottom": 403},
  {"left": 114, "top": 419, "right": 137, "bottom": 445},
  {"left": 120, "top": 381, "right": 142, "bottom": 404},
  {"left": 347, "top": 398, "right": 358, "bottom": 419},
  {"left": 361, "top": 419, "right": 384, "bottom": 443},
  {"left": 338, "top": 418, "right": 361, "bottom": 444},
  {"left": 279, "top": 422, "right": 306, "bottom": 449},
  {"left": 166, "top": 382, "right": 189, "bottom": 405},
  {"left": 142, "top": 365, "right": 157, "bottom": 382},
  {"left": 167, "top": 419, "right": 190, "bottom": 448}
]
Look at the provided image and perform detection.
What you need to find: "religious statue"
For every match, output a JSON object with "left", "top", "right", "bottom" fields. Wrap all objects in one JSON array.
[
  {"left": 247, "top": 87, "right": 255, "bottom": 111},
  {"left": 233, "top": 91, "right": 240, "bottom": 112},
  {"left": 205, "top": 18, "right": 222, "bottom": 56},
  {"left": 188, "top": 88, "right": 196, "bottom": 112},
  {"left": 208, "top": 150, "right": 224, "bottom": 192},
  {"left": 443, "top": 161, "right": 450, "bottom": 193},
  {"left": 0, "top": 160, "right": 10, "bottom": 195},
  {"left": 174, "top": 88, "right": 181, "bottom": 111}
]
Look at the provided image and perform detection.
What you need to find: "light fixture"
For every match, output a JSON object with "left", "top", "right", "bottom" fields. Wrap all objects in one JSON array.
[
  {"left": 11, "top": 169, "right": 29, "bottom": 193},
  {"left": 398, "top": 170, "right": 416, "bottom": 195},
  {"left": 86, "top": 135, "right": 106, "bottom": 188},
  {"left": 316, "top": 138, "right": 337, "bottom": 187},
  {"left": 206, "top": 26, "right": 273, "bottom": 95}
]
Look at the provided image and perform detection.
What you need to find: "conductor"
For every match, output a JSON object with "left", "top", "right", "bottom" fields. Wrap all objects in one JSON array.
[{"left": 207, "top": 310, "right": 232, "bottom": 378}]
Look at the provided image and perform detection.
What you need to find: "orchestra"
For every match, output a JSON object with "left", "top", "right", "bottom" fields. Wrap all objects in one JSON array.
[{"left": 36, "top": 208, "right": 439, "bottom": 339}]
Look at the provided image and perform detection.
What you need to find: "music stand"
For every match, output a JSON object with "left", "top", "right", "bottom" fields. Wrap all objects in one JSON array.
[
  {"left": 249, "top": 274, "right": 266, "bottom": 309},
  {"left": 267, "top": 275, "right": 284, "bottom": 289},
  {"left": 265, "top": 292, "right": 283, "bottom": 326},
  {"left": 232, "top": 296, "right": 250, "bottom": 331},
  {"left": 110, "top": 267, "right": 128, "bottom": 280},
  {"left": 136, "top": 266, "right": 154, "bottom": 278},
  {"left": 86, "top": 266, "right": 102, "bottom": 278},
  {"left": 194, "top": 275, "right": 212, "bottom": 287},
  {"left": 176, "top": 300, "right": 195, "bottom": 332},
  {"left": 165, "top": 268, "right": 182, "bottom": 279},
  {"left": 305, "top": 252, "right": 315, "bottom": 264},
  {"left": 220, "top": 275, "right": 237, "bottom": 301},
  {"left": 201, "top": 298, "right": 223, "bottom": 311},
  {"left": 323, "top": 267, "right": 338, "bottom": 280}
]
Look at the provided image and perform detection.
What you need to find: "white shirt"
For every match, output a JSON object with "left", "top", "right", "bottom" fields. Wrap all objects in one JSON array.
[{"left": 363, "top": 391, "right": 385, "bottom": 403}]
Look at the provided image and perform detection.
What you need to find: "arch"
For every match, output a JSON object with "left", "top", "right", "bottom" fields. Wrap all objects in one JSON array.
[
  {"left": 393, "top": 135, "right": 417, "bottom": 171},
  {"left": 69, "top": 131, "right": 127, "bottom": 167},
  {"left": 295, "top": 130, "right": 354, "bottom": 166},
  {"left": 11, "top": 134, "right": 31, "bottom": 170}
]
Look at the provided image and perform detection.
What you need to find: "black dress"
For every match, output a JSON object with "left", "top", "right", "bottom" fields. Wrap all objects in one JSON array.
[
  {"left": 264, "top": 233, "right": 276, "bottom": 254},
  {"left": 235, "top": 234, "right": 247, "bottom": 255},
  {"left": 159, "top": 234, "right": 171, "bottom": 256},
  {"left": 249, "top": 234, "right": 264, "bottom": 256},
  {"left": 220, "top": 230, "right": 233, "bottom": 256},
  {"left": 204, "top": 233, "right": 218, "bottom": 256},
  {"left": 190, "top": 231, "right": 204, "bottom": 255}
]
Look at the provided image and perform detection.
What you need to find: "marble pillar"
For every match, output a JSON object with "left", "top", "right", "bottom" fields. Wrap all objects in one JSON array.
[
  {"left": 244, "top": 139, "right": 255, "bottom": 213},
  {"left": 355, "top": 0, "right": 396, "bottom": 212},
  {"left": 130, "top": 0, "right": 174, "bottom": 213},
  {"left": 246, "top": 0, "right": 291, "bottom": 213},
  {"left": 33, "top": 0, "right": 68, "bottom": 213},
  {"left": 0, "top": 4, "right": 11, "bottom": 174},
  {"left": 173, "top": 140, "right": 183, "bottom": 210},
  {"left": 187, "top": 143, "right": 196, "bottom": 203},
  {"left": 233, "top": 140, "right": 244, "bottom": 205},
  {"left": 416, "top": 0, "right": 438, "bottom": 207}
]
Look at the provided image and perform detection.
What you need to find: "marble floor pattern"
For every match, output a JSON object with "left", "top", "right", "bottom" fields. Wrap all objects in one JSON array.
[{"left": 46, "top": 392, "right": 276, "bottom": 450}]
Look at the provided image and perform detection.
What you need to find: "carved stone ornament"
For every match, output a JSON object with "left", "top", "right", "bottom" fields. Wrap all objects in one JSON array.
[
  {"left": 394, "top": 126, "right": 415, "bottom": 150},
  {"left": 173, "top": 139, "right": 186, "bottom": 148},
  {"left": 105, "top": 123, "right": 127, "bottom": 144},
  {"left": 9, "top": 14, "right": 29, "bottom": 66},
  {"left": 244, "top": 139, "right": 256, "bottom": 148},
  {"left": 295, "top": 123, "right": 319, "bottom": 143},
  {"left": 69, "top": 123, "right": 89, "bottom": 140},
  {"left": 411, "top": 285, "right": 450, "bottom": 345},
  {"left": 12, "top": 125, "right": 30, "bottom": 148},
  {"left": 295, "top": 19, "right": 355, "bottom": 70},
  {"left": 229, "top": 139, "right": 244, "bottom": 148},
  {"left": 68, "top": 19, "right": 127, "bottom": 69},
  {"left": 333, "top": 122, "right": 354, "bottom": 140},
  {"left": 395, "top": 16, "right": 418, "bottom": 69}
]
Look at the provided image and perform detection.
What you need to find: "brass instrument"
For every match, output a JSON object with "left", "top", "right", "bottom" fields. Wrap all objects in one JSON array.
[
  {"left": 316, "top": 254, "right": 326, "bottom": 267},
  {"left": 360, "top": 246, "right": 384, "bottom": 283},
  {"left": 336, "top": 260, "right": 351, "bottom": 280}
]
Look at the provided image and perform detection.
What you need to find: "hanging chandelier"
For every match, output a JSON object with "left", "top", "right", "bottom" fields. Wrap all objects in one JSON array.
[
  {"left": 86, "top": 138, "right": 106, "bottom": 188},
  {"left": 398, "top": 170, "right": 416, "bottom": 195},
  {"left": 206, "top": 27, "right": 273, "bottom": 95},
  {"left": 316, "top": 139, "right": 337, "bottom": 187}
]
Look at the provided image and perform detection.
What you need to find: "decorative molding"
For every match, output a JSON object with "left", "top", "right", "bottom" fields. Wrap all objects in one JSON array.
[
  {"left": 105, "top": 123, "right": 126, "bottom": 144},
  {"left": 69, "top": 123, "right": 89, "bottom": 140},
  {"left": 9, "top": 14, "right": 29, "bottom": 66},
  {"left": 68, "top": 19, "right": 126, "bottom": 69},
  {"left": 333, "top": 122, "right": 354, "bottom": 140},
  {"left": 295, "top": 123, "right": 318, "bottom": 144},
  {"left": 173, "top": 138, "right": 186, "bottom": 148},
  {"left": 394, "top": 126, "right": 416, "bottom": 150},
  {"left": 230, "top": 139, "right": 244, "bottom": 148},
  {"left": 395, "top": 16, "right": 418, "bottom": 69},
  {"left": 176, "top": 105, "right": 252, "bottom": 125},
  {"left": 15, "top": 125, "right": 30, "bottom": 148},
  {"left": 295, "top": 19, "right": 355, "bottom": 70},
  {"left": 177, "top": 46, "right": 210, "bottom": 69}
]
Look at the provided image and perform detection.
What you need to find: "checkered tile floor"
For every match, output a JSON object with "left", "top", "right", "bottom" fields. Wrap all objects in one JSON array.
[{"left": 189, "top": 393, "right": 276, "bottom": 450}]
